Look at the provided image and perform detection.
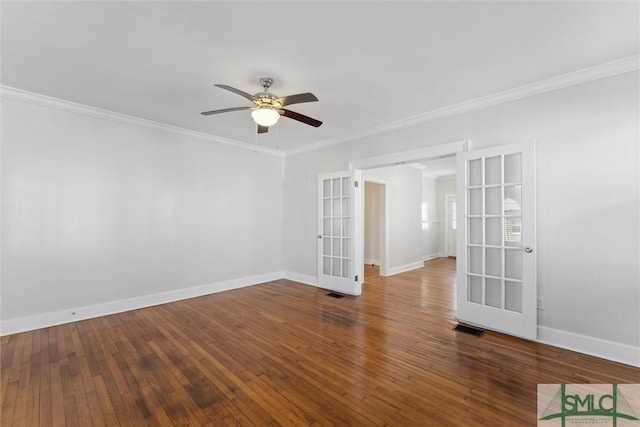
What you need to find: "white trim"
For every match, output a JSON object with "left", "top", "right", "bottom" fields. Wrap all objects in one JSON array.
[
  {"left": 349, "top": 140, "right": 469, "bottom": 170},
  {"left": 285, "top": 55, "right": 640, "bottom": 156},
  {"left": 537, "top": 326, "right": 640, "bottom": 368},
  {"left": 0, "top": 85, "right": 284, "bottom": 158},
  {"left": 282, "top": 271, "right": 318, "bottom": 287},
  {"left": 0, "top": 271, "right": 282, "bottom": 336},
  {"left": 364, "top": 258, "right": 380, "bottom": 266},
  {"left": 387, "top": 261, "right": 424, "bottom": 276},
  {"left": 422, "top": 253, "right": 445, "bottom": 262}
]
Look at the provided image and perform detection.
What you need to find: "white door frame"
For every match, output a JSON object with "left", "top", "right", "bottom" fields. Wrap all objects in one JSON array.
[
  {"left": 348, "top": 140, "right": 469, "bottom": 279},
  {"left": 363, "top": 179, "right": 389, "bottom": 276},
  {"left": 444, "top": 193, "right": 457, "bottom": 257}
]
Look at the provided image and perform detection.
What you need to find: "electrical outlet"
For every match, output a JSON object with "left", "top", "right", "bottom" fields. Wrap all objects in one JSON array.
[{"left": 537, "top": 297, "right": 544, "bottom": 310}]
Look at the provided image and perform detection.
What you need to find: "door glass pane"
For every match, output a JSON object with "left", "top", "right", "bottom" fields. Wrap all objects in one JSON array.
[
  {"left": 485, "top": 248, "right": 502, "bottom": 277},
  {"left": 468, "top": 247, "right": 482, "bottom": 274},
  {"left": 342, "top": 198, "right": 350, "bottom": 217},
  {"left": 323, "top": 179, "right": 331, "bottom": 198},
  {"left": 342, "top": 238, "right": 350, "bottom": 257},
  {"left": 485, "top": 187, "right": 501, "bottom": 215},
  {"left": 323, "top": 257, "right": 331, "bottom": 275},
  {"left": 504, "top": 153, "right": 522, "bottom": 184},
  {"left": 505, "top": 217, "right": 522, "bottom": 247},
  {"left": 485, "top": 156, "right": 501, "bottom": 186},
  {"left": 342, "top": 218, "right": 350, "bottom": 237},
  {"left": 468, "top": 276, "right": 482, "bottom": 304},
  {"left": 504, "top": 185, "right": 521, "bottom": 215},
  {"left": 323, "top": 199, "right": 331, "bottom": 217},
  {"left": 332, "top": 238, "right": 341, "bottom": 257},
  {"left": 485, "top": 278, "right": 502, "bottom": 308},
  {"left": 468, "top": 218, "right": 482, "bottom": 244},
  {"left": 332, "top": 258, "right": 341, "bottom": 277},
  {"left": 332, "top": 218, "right": 341, "bottom": 236},
  {"left": 469, "top": 188, "right": 482, "bottom": 215},
  {"left": 332, "top": 178, "right": 341, "bottom": 197},
  {"left": 468, "top": 159, "right": 482, "bottom": 186},
  {"left": 505, "top": 249, "right": 522, "bottom": 280},
  {"left": 332, "top": 198, "right": 341, "bottom": 216},
  {"left": 342, "top": 177, "right": 351, "bottom": 196},
  {"left": 323, "top": 219, "right": 331, "bottom": 236},
  {"left": 505, "top": 281, "right": 523, "bottom": 313},
  {"left": 342, "top": 259, "right": 351, "bottom": 278},
  {"left": 485, "top": 218, "right": 502, "bottom": 246},
  {"left": 323, "top": 238, "right": 331, "bottom": 256}
]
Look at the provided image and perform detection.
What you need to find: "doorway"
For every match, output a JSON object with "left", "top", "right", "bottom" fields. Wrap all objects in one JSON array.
[
  {"left": 364, "top": 181, "right": 387, "bottom": 278},
  {"left": 444, "top": 193, "right": 457, "bottom": 257},
  {"left": 349, "top": 140, "right": 467, "bottom": 283}
]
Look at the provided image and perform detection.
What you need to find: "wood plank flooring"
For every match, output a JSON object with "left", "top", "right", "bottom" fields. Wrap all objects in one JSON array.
[{"left": 2, "top": 258, "right": 639, "bottom": 426}]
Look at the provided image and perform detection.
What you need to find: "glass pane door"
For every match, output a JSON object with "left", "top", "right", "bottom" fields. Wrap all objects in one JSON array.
[
  {"left": 318, "top": 170, "right": 362, "bottom": 295},
  {"left": 456, "top": 142, "right": 536, "bottom": 340},
  {"left": 321, "top": 176, "right": 352, "bottom": 279},
  {"left": 465, "top": 154, "right": 523, "bottom": 312}
]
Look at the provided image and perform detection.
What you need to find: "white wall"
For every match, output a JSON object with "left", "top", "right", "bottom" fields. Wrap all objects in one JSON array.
[
  {"left": 421, "top": 174, "right": 440, "bottom": 260},
  {"left": 1, "top": 96, "right": 284, "bottom": 328},
  {"left": 363, "top": 165, "right": 423, "bottom": 274},
  {"left": 283, "top": 71, "right": 639, "bottom": 356},
  {"left": 364, "top": 182, "right": 382, "bottom": 265}
]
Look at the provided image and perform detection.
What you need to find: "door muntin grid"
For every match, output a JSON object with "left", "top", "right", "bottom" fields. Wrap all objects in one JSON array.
[
  {"left": 465, "top": 153, "right": 523, "bottom": 313},
  {"left": 322, "top": 176, "right": 352, "bottom": 279}
]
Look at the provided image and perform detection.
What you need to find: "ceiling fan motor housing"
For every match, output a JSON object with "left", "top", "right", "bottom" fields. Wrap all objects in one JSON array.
[{"left": 255, "top": 77, "right": 280, "bottom": 107}]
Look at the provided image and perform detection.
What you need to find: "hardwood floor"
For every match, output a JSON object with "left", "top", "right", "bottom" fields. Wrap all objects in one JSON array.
[{"left": 2, "top": 258, "right": 638, "bottom": 426}]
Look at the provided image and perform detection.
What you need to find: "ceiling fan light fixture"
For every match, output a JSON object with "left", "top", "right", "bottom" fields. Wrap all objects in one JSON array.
[{"left": 251, "top": 106, "right": 280, "bottom": 127}]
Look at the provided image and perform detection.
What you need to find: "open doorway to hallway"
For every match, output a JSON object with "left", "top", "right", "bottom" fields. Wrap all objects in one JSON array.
[{"left": 362, "top": 157, "right": 457, "bottom": 282}]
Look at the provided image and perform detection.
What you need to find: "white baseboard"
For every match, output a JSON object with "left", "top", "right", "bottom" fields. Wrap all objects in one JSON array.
[
  {"left": 282, "top": 271, "right": 318, "bottom": 287},
  {"left": 0, "top": 271, "right": 282, "bottom": 336},
  {"left": 537, "top": 326, "right": 640, "bottom": 368},
  {"left": 364, "top": 258, "right": 380, "bottom": 266},
  {"left": 388, "top": 261, "right": 425, "bottom": 276},
  {"left": 422, "top": 253, "right": 445, "bottom": 262}
]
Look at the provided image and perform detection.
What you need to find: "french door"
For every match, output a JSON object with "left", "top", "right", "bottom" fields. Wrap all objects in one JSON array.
[
  {"left": 317, "top": 170, "right": 362, "bottom": 295},
  {"left": 456, "top": 142, "right": 537, "bottom": 340}
]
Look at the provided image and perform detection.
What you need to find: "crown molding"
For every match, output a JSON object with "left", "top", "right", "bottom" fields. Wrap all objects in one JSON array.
[
  {"left": 0, "top": 86, "right": 285, "bottom": 158},
  {"left": 285, "top": 55, "right": 640, "bottom": 157}
]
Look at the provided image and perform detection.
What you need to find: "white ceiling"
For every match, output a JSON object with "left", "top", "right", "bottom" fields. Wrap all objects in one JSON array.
[{"left": 2, "top": 1, "right": 638, "bottom": 153}]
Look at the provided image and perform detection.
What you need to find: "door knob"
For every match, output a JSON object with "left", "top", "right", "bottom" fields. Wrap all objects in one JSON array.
[{"left": 524, "top": 246, "right": 533, "bottom": 253}]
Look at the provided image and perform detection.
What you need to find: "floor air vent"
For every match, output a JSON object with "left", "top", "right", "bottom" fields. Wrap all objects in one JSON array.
[
  {"left": 454, "top": 324, "right": 484, "bottom": 336},
  {"left": 326, "top": 292, "right": 345, "bottom": 299}
]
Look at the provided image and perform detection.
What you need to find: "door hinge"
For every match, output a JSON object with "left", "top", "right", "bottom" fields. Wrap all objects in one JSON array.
[
  {"left": 355, "top": 275, "right": 359, "bottom": 282},
  {"left": 354, "top": 181, "right": 359, "bottom": 188}
]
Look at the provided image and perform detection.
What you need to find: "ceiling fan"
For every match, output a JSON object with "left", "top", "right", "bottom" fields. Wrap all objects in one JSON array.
[{"left": 201, "top": 77, "right": 322, "bottom": 134}]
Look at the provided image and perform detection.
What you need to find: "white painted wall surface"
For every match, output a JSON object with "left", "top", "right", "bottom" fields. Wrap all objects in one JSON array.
[
  {"left": 283, "top": 71, "right": 639, "bottom": 351},
  {"left": 2, "top": 97, "right": 284, "bottom": 324},
  {"left": 363, "top": 166, "right": 423, "bottom": 274},
  {"left": 364, "top": 182, "right": 382, "bottom": 265}
]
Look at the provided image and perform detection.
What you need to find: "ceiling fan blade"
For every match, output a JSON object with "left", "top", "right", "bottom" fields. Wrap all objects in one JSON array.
[
  {"left": 214, "top": 84, "right": 258, "bottom": 102},
  {"left": 280, "top": 109, "right": 323, "bottom": 127},
  {"left": 257, "top": 125, "right": 269, "bottom": 134},
  {"left": 200, "top": 106, "right": 252, "bottom": 116},
  {"left": 276, "top": 92, "right": 318, "bottom": 107}
]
